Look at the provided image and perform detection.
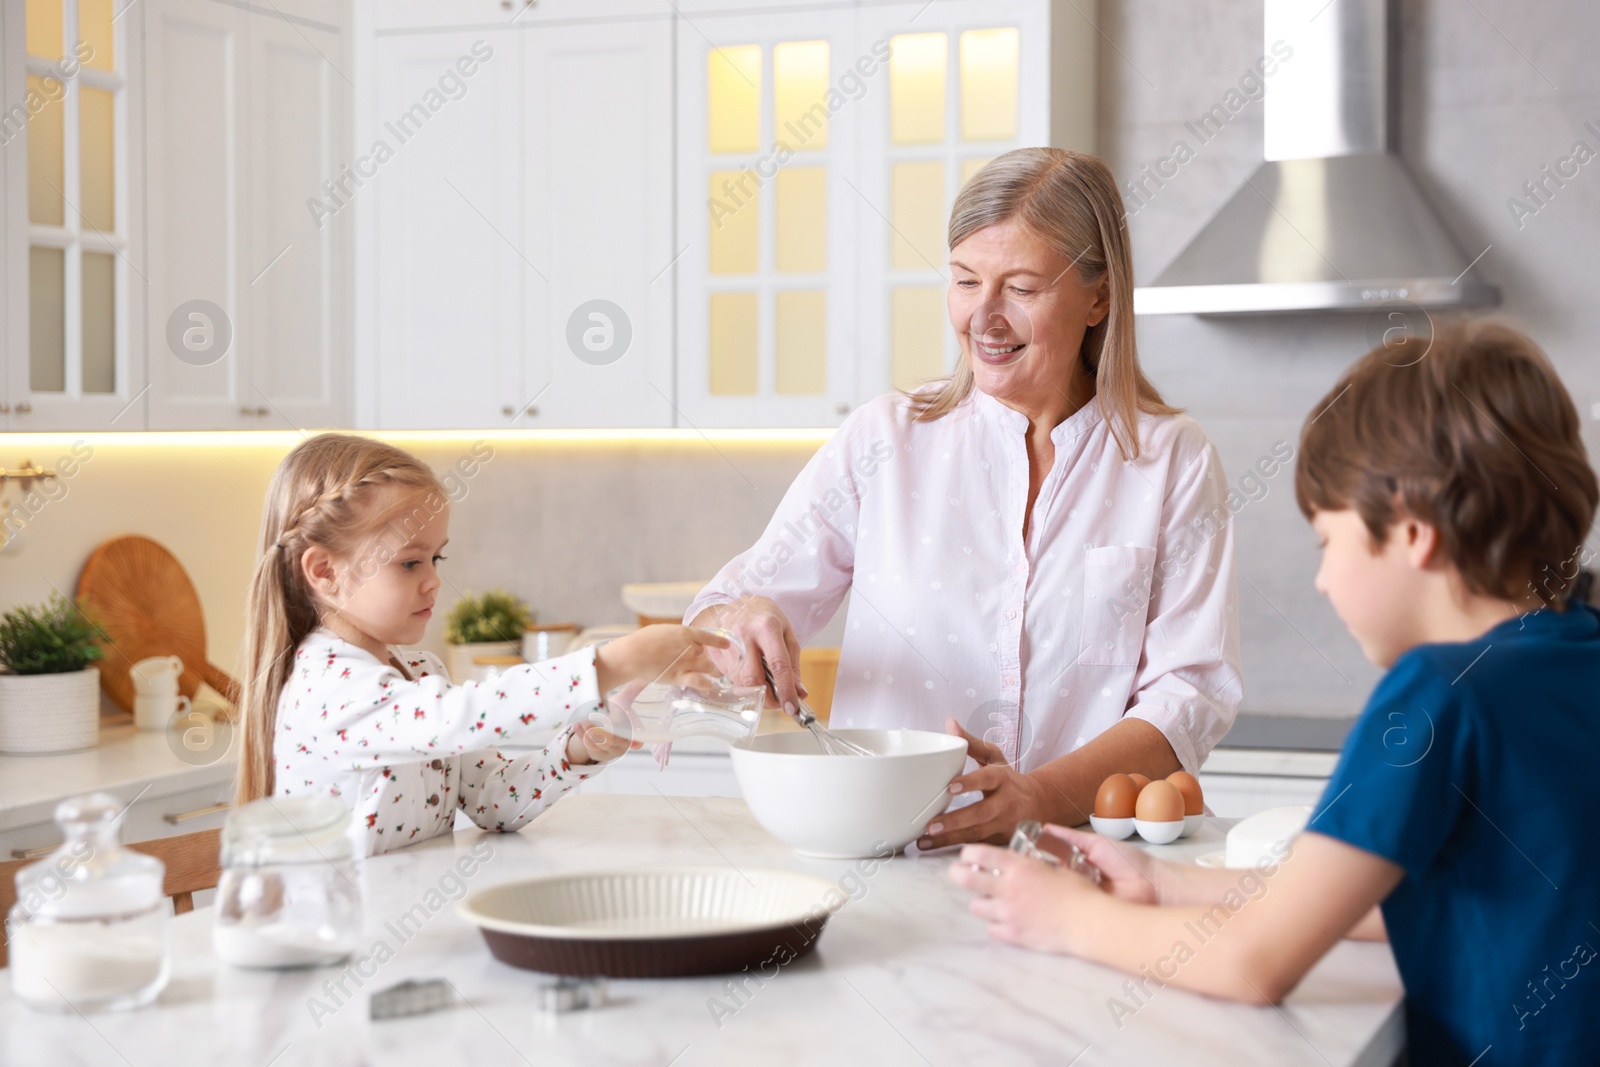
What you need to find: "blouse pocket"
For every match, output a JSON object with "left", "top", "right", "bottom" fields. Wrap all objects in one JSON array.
[{"left": 1078, "top": 545, "right": 1157, "bottom": 667}]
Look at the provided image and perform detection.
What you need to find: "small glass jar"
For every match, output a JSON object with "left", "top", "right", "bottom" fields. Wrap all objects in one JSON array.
[
  {"left": 7, "top": 793, "right": 170, "bottom": 1013},
  {"left": 212, "top": 795, "right": 363, "bottom": 969}
]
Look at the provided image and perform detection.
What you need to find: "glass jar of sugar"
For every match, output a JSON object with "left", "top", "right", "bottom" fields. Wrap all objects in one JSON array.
[
  {"left": 6, "top": 793, "right": 171, "bottom": 1012},
  {"left": 212, "top": 795, "right": 363, "bottom": 969}
]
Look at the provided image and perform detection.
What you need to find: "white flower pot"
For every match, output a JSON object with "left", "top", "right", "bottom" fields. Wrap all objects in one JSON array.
[
  {"left": 0, "top": 667, "right": 101, "bottom": 754},
  {"left": 445, "top": 641, "right": 520, "bottom": 684}
]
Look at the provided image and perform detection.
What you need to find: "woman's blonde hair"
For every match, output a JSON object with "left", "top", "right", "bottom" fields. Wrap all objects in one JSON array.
[
  {"left": 909, "top": 147, "right": 1174, "bottom": 459},
  {"left": 235, "top": 433, "right": 446, "bottom": 808}
]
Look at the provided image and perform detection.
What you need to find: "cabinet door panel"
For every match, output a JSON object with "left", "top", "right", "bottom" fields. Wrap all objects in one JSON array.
[
  {"left": 243, "top": 18, "right": 349, "bottom": 429},
  {"left": 854, "top": 0, "right": 1048, "bottom": 401},
  {"left": 522, "top": 18, "right": 673, "bottom": 427},
  {"left": 373, "top": 31, "right": 523, "bottom": 428},
  {"left": 675, "top": 7, "right": 863, "bottom": 427},
  {"left": 144, "top": 0, "right": 247, "bottom": 428}
]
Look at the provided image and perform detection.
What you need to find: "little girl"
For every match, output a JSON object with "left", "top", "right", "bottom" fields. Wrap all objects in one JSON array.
[{"left": 234, "top": 433, "right": 726, "bottom": 855}]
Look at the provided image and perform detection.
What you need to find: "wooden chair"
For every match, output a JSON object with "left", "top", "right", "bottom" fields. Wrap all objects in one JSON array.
[{"left": 0, "top": 826, "right": 222, "bottom": 969}]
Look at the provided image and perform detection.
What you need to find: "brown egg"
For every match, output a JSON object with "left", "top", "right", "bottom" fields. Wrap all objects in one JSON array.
[
  {"left": 1128, "top": 773, "right": 1151, "bottom": 791},
  {"left": 1094, "top": 774, "right": 1140, "bottom": 819},
  {"left": 1135, "top": 779, "right": 1185, "bottom": 823},
  {"left": 1167, "top": 771, "right": 1204, "bottom": 816}
]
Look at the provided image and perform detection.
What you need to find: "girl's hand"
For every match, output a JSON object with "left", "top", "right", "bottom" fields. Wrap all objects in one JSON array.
[
  {"left": 947, "top": 843, "right": 1100, "bottom": 955},
  {"left": 566, "top": 721, "right": 635, "bottom": 765},
  {"left": 594, "top": 625, "right": 731, "bottom": 693},
  {"left": 689, "top": 597, "right": 808, "bottom": 716}
]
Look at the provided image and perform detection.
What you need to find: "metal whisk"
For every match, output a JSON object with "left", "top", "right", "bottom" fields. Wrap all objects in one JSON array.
[{"left": 761, "top": 662, "right": 876, "bottom": 757}]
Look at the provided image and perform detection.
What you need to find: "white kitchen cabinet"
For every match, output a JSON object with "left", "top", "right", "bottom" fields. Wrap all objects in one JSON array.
[
  {"left": 364, "top": 16, "right": 673, "bottom": 429},
  {"left": 0, "top": 0, "right": 146, "bottom": 430},
  {"left": 1197, "top": 748, "right": 1336, "bottom": 819},
  {"left": 144, "top": 0, "right": 349, "bottom": 430},
  {"left": 854, "top": 0, "right": 1052, "bottom": 401},
  {"left": 520, "top": 17, "right": 674, "bottom": 428},
  {"left": 369, "top": 29, "right": 524, "bottom": 430},
  {"left": 1, "top": 773, "right": 232, "bottom": 861},
  {"left": 675, "top": 0, "right": 1066, "bottom": 426},
  {"left": 371, "top": 0, "right": 668, "bottom": 33},
  {"left": 674, "top": 5, "right": 865, "bottom": 427},
  {"left": 577, "top": 751, "right": 744, "bottom": 799}
]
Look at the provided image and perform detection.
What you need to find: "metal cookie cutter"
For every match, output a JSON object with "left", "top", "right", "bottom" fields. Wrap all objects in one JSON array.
[
  {"left": 1009, "top": 819, "right": 1103, "bottom": 886},
  {"left": 370, "top": 978, "right": 456, "bottom": 1021},
  {"left": 540, "top": 976, "right": 608, "bottom": 1013}
]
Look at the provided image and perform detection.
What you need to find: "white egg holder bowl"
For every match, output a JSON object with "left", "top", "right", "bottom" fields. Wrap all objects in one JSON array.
[{"left": 1089, "top": 813, "right": 1204, "bottom": 845}]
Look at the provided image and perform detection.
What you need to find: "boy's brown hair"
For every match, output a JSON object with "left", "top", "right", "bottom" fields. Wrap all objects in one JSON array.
[{"left": 1295, "top": 319, "right": 1598, "bottom": 605}]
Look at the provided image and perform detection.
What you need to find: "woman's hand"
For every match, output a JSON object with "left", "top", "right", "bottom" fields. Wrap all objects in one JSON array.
[
  {"left": 916, "top": 719, "right": 1053, "bottom": 850},
  {"left": 594, "top": 625, "right": 730, "bottom": 695},
  {"left": 689, "top": 597, "right": 808, "bottom": 717},
  {"left": 946, "top": 843, "right": 1100, "bottom": 955}
]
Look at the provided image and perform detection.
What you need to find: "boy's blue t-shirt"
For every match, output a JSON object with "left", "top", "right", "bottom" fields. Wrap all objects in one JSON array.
[{"left": 1311, "top": 603, "right": 1600, "bottom": 1067}]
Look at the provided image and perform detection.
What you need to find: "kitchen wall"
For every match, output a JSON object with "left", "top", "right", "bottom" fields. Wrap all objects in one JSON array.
[
  {"left": 1101, "top": 0, "right": 1600, "bottom": 713},
  {"left": 0, "top": 433, "right": 825, "bottom": 698},
  {"left": 3, "top": 0, "right": 1595, "bottom": 721}
]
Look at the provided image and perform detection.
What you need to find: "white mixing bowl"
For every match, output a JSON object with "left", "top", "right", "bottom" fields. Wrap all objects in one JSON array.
[{"left": 728, "top": 729, "right": 968, "bottom": 858}]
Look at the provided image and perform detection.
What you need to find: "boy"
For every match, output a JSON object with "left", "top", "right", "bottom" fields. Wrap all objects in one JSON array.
[{"left": 950, "top": 320, "right": 1600, "bottom": 1066}]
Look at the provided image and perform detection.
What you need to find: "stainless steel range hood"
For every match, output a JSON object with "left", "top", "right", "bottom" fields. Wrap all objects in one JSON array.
[{"left": 1133, "top": 0, "right": 1498, "bottom": 316}]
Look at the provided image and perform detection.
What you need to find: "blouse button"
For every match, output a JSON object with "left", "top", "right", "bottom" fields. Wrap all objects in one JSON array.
[{"left": 430, "top": 759, "right": 443, "bottom": 770}]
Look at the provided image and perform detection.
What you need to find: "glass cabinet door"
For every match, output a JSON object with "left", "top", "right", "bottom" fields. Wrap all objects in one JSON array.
[
  {"left": 677, "top": 0, "right": 1048, "bottom": 427},
  {"left": 856, "top": 0, "right": 1047, "bottom": 401},
  {"left": 676, "top": 7, "right": 862, "bottom": 427},
  {"left": 10, "top": 0, "right": 137, "bottom": 427}
]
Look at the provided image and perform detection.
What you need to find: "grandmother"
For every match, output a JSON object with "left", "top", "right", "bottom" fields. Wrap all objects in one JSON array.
[{"left": 688, "top": 148, "right": 1242, "bottom": 849}]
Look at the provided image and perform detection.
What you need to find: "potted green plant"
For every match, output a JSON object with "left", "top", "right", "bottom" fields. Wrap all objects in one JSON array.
[
  {"left": 443, "top": 589, "right": 533, "bottom": 682},
  {"left": 0, "top": 593, "right": 106, "bottom": 753}
]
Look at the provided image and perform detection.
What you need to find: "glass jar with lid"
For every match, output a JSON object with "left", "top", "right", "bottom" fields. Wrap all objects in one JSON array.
[
  {"left": 212, "top": 795, "right": 363, "bottom": 969},
  {"left": 6, "top": 792, "right": 170, "bottom": 1012}
]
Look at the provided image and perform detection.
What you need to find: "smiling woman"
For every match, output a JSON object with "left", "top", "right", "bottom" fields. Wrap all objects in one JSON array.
[{"left": 689, "top": 148, "right": 1243, "bottom": 850}]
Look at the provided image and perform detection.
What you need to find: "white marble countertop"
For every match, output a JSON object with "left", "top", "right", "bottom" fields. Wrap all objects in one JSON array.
[
  {"left": 0, "top": 794, "right": 1403, "bottom": 1066},
  {"left": 0, "top": 715, "right": 234, "bottom": 832}
]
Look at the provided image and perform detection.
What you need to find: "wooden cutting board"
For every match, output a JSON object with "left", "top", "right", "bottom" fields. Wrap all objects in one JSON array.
[{"left": 76, "top": 535, "right": 240, "bottom": 719}]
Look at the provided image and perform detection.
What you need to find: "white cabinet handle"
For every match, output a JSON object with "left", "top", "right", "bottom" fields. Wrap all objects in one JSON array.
[{"left": 163, "top": 802, "right": 230, "bottom": 825}]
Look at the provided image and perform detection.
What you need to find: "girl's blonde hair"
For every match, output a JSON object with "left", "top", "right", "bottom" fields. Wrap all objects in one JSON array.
[
  {"left": 235, "top": 433, "right": 446, "bottom": 808},
  {"left": 909, "top": 147, "right": 1175, "bottom": 460}
]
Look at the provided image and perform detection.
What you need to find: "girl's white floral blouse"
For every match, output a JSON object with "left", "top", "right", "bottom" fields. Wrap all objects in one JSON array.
[{"left": 274, "top": 626, "right": 606, "bottom": 856}]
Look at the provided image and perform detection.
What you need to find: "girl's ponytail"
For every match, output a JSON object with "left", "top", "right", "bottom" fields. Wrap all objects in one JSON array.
[{"left": 234, "top": 545, "right": 307, "bottom": 806}]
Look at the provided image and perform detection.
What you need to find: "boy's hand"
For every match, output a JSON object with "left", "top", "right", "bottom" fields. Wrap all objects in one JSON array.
[
  {"left": 594, "top": 625, "right": 731, "bottom": 694},
  {"left": 566, "top": 721, "right": 635, "bottom": 765},
  {"left": 947, "top": 843, "right": 1100, "bottom": 954},
  {"left": 1041, "top": 824, "right": 1164, "bottom": 905}
]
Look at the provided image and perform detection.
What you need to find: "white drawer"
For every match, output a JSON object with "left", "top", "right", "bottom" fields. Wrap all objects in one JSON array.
[
  {"left": 3, "top": 780, "right": 232, "bottom": 862},
  {"left": 578, "top": 753, "right": 742, "bottom": 799}
]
